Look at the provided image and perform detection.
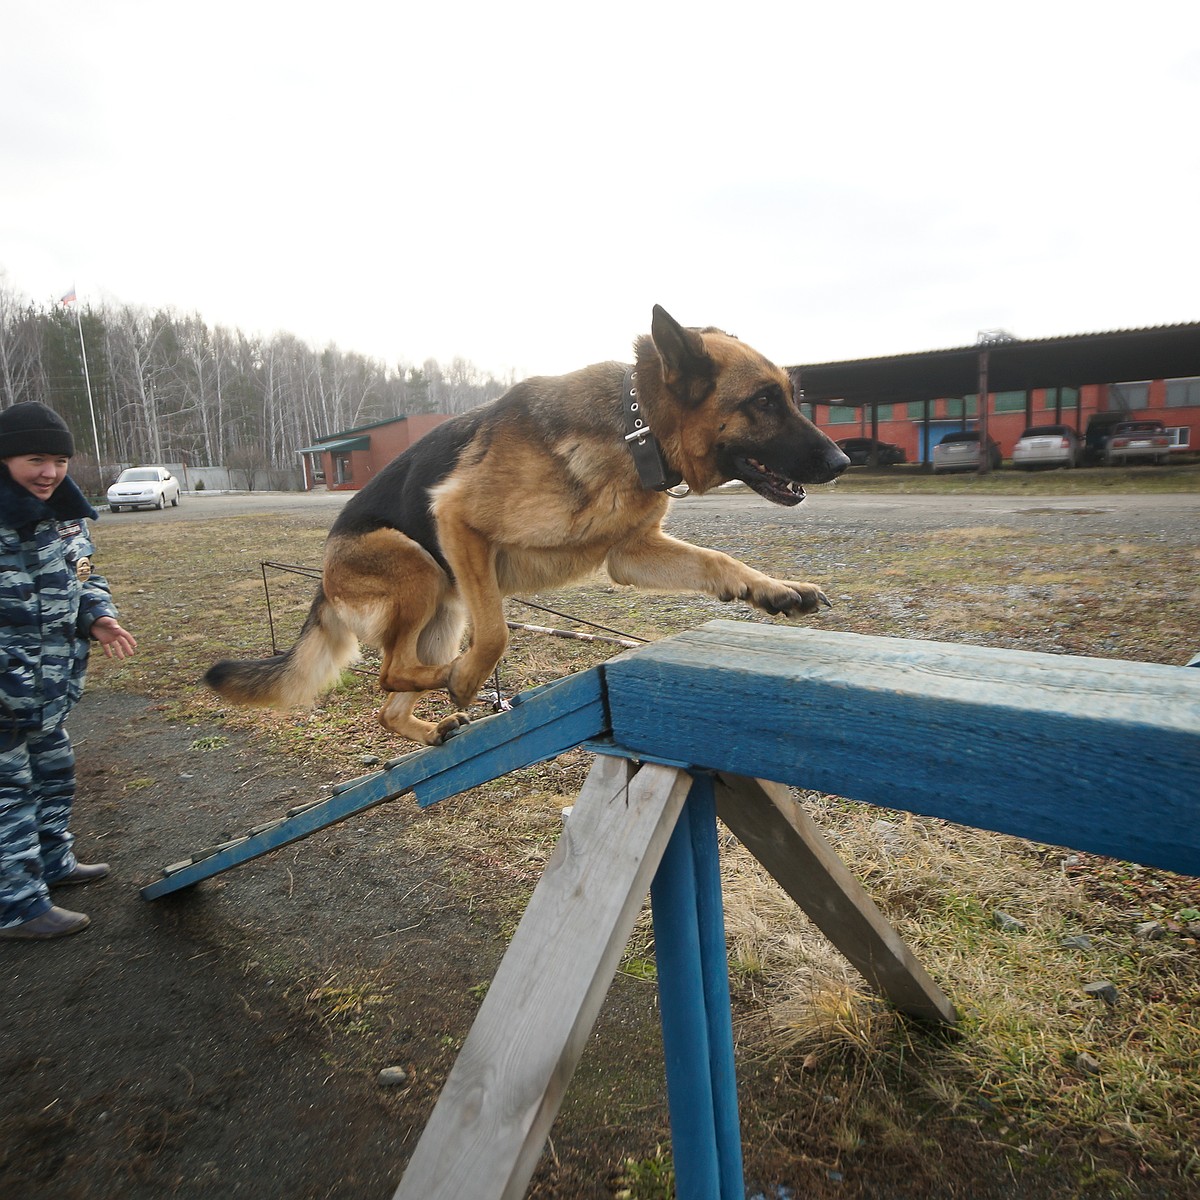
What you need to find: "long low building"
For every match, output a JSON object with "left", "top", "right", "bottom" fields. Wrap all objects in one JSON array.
[{"left": 791, "top": 321, "right": 1200, "bottom": 465}]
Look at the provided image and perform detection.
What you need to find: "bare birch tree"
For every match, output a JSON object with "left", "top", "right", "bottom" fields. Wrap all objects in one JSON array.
[{"left": 0, "top": 281, "right": 510, "bottom": 475}]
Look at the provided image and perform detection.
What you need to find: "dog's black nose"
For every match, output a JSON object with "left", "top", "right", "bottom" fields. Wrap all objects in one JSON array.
[{"left": 827, "top": 447, "right": 851, "bottom": 477}]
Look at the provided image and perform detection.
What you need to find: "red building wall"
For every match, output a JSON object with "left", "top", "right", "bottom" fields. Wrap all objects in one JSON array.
[
  {"left": 310, "top": 413, "right": 453, "bottom": 492},
  {"left": 810, "top": 380, "right": 1198, "bottom": 464}
]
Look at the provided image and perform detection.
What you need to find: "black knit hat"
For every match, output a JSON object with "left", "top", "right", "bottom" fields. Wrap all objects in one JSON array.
[{"left": 0, "top": 402, "right": 76, "bottom": 458}]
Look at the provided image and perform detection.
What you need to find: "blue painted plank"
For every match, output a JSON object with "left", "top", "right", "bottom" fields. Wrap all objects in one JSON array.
[
  {"left": 684, "top": 775, "right": 744, "bottom": 1200},
  {"left": 406, "top": 671, "right": 608, "bottom": 806},
  {"left": 604, "top": 621, "right": 1200, "bottom": 877},
  {"left": 140, "top": 785, "right": 391, "bottom": 899},
  {"left": 141, "top": 669, "right": 608, "bottom": 899}
]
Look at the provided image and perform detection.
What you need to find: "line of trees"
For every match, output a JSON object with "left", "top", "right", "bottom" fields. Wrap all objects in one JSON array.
[{"left": 0, "top": 278, "right": 514, "bottom": 492}]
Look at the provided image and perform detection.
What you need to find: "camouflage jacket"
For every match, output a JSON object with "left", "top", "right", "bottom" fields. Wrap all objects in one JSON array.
[{"left": 0, "top": 468, "right": 118, "bottom": 735}]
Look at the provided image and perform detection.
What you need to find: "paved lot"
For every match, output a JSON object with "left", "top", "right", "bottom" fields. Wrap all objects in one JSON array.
[{"left": 118, "top": 485, "right": 1200, "bottom": 540}]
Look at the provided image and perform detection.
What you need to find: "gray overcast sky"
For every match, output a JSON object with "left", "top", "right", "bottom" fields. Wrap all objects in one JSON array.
[{"left": 3, "top": 1, "right": 1198, "bottom": 380}]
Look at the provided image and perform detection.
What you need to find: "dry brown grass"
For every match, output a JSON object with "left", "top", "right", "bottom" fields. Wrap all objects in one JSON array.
[{"left": 84, "top": 484, "right": 1200, "bottom": 1195}]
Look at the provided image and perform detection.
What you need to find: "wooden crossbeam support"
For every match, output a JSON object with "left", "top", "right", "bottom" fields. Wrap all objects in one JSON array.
[
  {"left": 713, "top": 773, "right": 956, "bottom": 1024},
  {"left": 390, "top": 757, "right": 958, "bottom": 1200}
]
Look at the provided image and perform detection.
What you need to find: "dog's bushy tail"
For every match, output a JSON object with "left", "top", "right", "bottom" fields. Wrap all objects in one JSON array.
[{"left": 204, "top": 586, "right": 358, "bottom": 710}]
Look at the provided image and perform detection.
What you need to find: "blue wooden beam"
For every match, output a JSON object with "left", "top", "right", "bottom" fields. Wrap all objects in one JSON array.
[
  {"left": 684, "top": 774, "right": 743, "bottom": 1199},
  {"left": 651, "top": 789, "right": 722, "bottom": 1200},
  {"left": 603, "top": 621, "right": 1200, "bottom": 878}
]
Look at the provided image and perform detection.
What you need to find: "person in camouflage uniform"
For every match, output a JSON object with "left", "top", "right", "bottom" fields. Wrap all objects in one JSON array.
[{"left": 0, "top": 402, "right": 137, "bottom": 940}]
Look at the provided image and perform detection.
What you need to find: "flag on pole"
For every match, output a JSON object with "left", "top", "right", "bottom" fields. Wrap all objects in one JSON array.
[{"left": 60, "top": 286, "right": 77, "bottom": 305}]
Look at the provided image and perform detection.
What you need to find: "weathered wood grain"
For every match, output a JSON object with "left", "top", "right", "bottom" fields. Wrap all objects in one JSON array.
[
  {"left": 714, "top": 773, "right": 957, "bottom": 1023},
  {"left": 392, "top": 755, "right": 693, "bottom": 1200},
  {"left": 605, "top": 621, "right": 1200, "bottom": 876}
]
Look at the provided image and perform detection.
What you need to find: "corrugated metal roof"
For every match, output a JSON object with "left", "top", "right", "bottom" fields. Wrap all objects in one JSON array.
[
  {"left": 791, "top": 321, "right": 1200, "bottom": 406},
  {"left": 296, "top": 436, "right": 370, "bottom": 454}
]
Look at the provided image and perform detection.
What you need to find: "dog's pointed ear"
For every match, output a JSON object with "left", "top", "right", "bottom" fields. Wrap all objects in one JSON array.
[{"left": 651, "top": 305, "right": 714, "bottom": 405}]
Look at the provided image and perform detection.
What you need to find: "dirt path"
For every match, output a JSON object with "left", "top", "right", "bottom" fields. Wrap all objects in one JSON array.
[{"left": 2, "top": 698, "right": 667, "bottom": 1200}]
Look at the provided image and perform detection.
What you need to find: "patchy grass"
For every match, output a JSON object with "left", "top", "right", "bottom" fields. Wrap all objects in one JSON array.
[
  {"left": 723, "top": 800, "right": 1200, "bottom": 1189},
  {"left": 83, "top": 486, "right": 1200, "bottom": 1197},
  {"left": 614, "top": 1145, "right": 675, "bottom": 1200},
  {"left": 303, "top": 970, "right": 393, "bottom": 1036}
]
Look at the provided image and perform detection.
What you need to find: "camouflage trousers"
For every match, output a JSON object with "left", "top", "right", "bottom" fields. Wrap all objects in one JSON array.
[{"left": 0, "top": 724, "right": 78, "bottom": 928}]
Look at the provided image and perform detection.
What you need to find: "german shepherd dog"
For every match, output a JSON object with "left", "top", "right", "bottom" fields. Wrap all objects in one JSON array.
[{"left": 205, "top": 307, "right": 849, "bottom": 745}]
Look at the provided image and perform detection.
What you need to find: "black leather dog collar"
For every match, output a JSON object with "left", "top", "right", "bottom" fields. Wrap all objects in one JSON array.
[{"left": 621, "top": 367, "right": 684, "bottom": 492}]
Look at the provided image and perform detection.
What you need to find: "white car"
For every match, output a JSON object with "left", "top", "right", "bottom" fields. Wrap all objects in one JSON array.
[
  {"left": 1011, "top": 424, "right": 1080, "bottom": 470},
  {"left": 931, "top": 431, "right": 1003, "bottom": 473},
  {"left": 107, "top": 466, "right": 182, "bottom": 511}
]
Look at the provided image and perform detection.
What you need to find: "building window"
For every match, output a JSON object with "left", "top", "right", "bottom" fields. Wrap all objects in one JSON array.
[
  {"left": 827, "top": 405, "right": 857, "bottom": 424},
  {"left": 1109, "top": 381, "right": 1150, "bottom": 410},
  {"left": 1166, "top": 377, "right": 1200, "bottom": 408},
  {"left": 1041, "top": 387, "right": 1079, "bottom": 410},
  {"left": 334, "top": 454, "right": 353, "bottom": 484},
  {"left": 907, "top": 401, "right": 928, "bottom": 420},
  {"left": 870, "top": 404, "right": 894, "bottom": 421},
  {"left": 945, "top": 396, "right": 978, "bottom": 419},
  {"left": 994, "top": 390, "right": 1025, "bottom": 413},
  {"left": 798, "top": 402, "right": 814, "bottom": 420}
]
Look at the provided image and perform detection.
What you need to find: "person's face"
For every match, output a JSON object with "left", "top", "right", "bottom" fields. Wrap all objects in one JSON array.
[{"left": 3, "top": 453, "right": 70, "bottom": 501}]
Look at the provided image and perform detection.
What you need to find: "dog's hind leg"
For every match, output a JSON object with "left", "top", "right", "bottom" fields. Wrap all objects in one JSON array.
[
  {"left": 435, "top": 516, "right": 512, "bottom": 711},
  {"left": 377, "top": 598, "right": 470, "bottom": 746},
  {"left": 377, "top": 587, "right": 463, "bottom": 696}
]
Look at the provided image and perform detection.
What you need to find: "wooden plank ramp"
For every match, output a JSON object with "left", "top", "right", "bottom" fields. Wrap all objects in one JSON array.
[{"left": 140, "top": 669, "right": 607, "bottom": 899}]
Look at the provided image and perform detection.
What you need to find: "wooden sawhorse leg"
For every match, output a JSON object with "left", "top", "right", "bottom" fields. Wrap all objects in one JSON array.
[
  {"left": 392, "top": 760, "right": 955, "bottom": 1200},
  {"left": 713, "top": 774, "right": 957, "bottom": 1026},
  {"left": 392, "top": 755, "right": 692, "bottom": 1200}
]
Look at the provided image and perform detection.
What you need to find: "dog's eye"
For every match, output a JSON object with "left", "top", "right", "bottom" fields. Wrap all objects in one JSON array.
[{"left": 748, "top": 386, "right": 782, "bottom": 411}]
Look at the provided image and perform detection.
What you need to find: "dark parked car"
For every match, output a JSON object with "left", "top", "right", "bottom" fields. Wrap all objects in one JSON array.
[
  {"left": 835, "top": 437, "right": 907, "bottom": 466},
  {"left": 1081, "top": 411, "right": 1132, "bottom": 465},
  {"left": 931, "top": 431, "right": 1002, "bottom": 473},
  {"left": 1011, "top": 424, "right": 1080, "bottom": 470}
]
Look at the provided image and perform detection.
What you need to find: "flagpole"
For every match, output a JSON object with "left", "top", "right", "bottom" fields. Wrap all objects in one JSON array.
[{"left": 63, "top": 288, "right": 104, "bottom": 476}]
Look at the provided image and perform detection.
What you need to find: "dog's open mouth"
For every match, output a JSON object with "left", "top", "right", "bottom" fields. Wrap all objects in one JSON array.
[{"left": 736, "top": 457, "right": 806, "bottom": 506}]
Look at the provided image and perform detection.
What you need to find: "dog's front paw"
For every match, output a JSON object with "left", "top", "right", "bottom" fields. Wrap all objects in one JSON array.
[{"left": 751, "top": 578, "right": 832, "bottom": 616}]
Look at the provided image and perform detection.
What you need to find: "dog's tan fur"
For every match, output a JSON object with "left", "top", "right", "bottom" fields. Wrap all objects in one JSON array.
[{"left": 206, "top": 307, "right": 849, "bottom": 744}]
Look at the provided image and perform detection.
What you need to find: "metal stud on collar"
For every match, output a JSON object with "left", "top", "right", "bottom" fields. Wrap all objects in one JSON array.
[{"left": 626, "top": 374, "right": 649, "bottom": 444}]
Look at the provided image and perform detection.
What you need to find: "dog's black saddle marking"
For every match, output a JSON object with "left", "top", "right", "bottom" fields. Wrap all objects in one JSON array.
[{"left": 621, "top": 367, "right": 684, "bottom": 492}]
